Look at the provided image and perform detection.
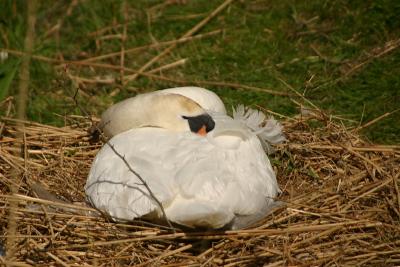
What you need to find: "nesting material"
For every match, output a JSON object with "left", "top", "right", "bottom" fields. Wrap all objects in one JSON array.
[{"left": 0, "top": 112, "right": 399, "bottom": 266}]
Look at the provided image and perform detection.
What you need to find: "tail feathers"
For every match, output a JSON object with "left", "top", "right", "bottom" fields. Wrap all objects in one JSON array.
[{"left": 233, "top": 105, "right": 286, "bottom": 154}]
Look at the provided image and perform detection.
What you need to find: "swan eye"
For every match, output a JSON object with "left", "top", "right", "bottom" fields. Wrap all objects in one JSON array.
[{"left": 182, "top": 114, "right": 215, "bottom": 135}]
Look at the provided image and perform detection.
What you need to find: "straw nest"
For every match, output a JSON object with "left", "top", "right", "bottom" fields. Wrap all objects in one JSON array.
[{"left": 1, "top": 107, "right": 399, "bottom": 266}]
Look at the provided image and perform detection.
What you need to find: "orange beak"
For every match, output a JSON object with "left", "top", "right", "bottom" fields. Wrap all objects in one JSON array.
[{"left": 196, "top": 125, "right": 207, "bottom": 136}]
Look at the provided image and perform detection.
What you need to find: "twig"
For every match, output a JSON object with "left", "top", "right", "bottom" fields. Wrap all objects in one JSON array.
[
  {"left": 44, "top": 0, "right": 79, "bottom": 39},
  {"left": 286, "top": 143, "right": 399, "bottom": 153},
  {"left": 147, "top": 58, "right": 188, "bottom": 74},
  {"left": 311, "top": 38, "right": 400, "bottom": 92},
  {"left": 196, "top": 240, "right": 229, "bottom": 259},
  {"left": 123, "top": 0, "right": 234, "bottom": 83},
  {"left": 67, "top": 74, "right": 115, "bottom": 85},
  {"left": 343, "top": 38, "right": 400, "bottom": 78},
  {"left": 87, "top": 21, "right": 130, "bottom": 37},
  {"left": 46, "top": 251, "right": 70, "bottom": 267},
  {"left": 120, "top": 0, "right": 128, "bottom": 83},
  {"left": 352, "top": 109, "right": 400, "bottom": 133},
  {"left": 290, "top": 226, "right": 340, "bottom": 249},
  {"left": 4, "top": 194, "right": 99, "bottom": 213},
  {"left": 392, "top": 173, "right": 400, "bottom": 218},
  {"left": 141, "top": 73, "right": 290, "bottom": 96},
  {"left": 277, "top": 76, "right": 321, "bottom": 112},
  {"left": 55, "top": 220, "right": 382, "bottom": 250},
  {"left": 342, "top": 145, "right": 385, "bottom": 175},
  {"left": 80, "top": 29, "right": 222, "bottom": 62},
  {"left": 342, "top": 177, "right": 393, "bottom": 211},
  {"left": 3, "top": 48, "right": 289, "bottom": 97},
  {"left": 104, "top": 141, "right": 176, "bottom": 232},
  {"left": 2, "top": 48, "right": 135, "bottom": 70},
  {"left": 166, "top": 12, "right": 208, "bottom": 21},
  {"left": 310, "top": 44, "right": 344, "bottom": 64},
  {"left": 192, "top": 80, "right": 290, "bottom": 96},
  {"left": 136, "top": 244, "right": 192, "bottom": 267},
  {"left": 0, "top": 97, "right": 13, "bottom": 138},
  {"left": 256, "top": 104, "right": 296, "bottom": 121},
  {"left": 96, "top": 34, "right": 124, "bottom": 41}
]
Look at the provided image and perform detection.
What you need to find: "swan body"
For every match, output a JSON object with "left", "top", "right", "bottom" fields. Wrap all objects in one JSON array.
[{"left": 86, "top": 87, "right": 283, "bottom": 229}]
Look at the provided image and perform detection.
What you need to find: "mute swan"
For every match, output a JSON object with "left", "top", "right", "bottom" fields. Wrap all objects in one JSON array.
[{"left": 86, "top": 87, "right": 284, "bottom": 229}]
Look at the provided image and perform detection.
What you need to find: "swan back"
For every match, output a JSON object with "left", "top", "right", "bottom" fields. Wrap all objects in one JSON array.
[
  {"left": 160, "top": 86, "right": 227, "bottom": 114},
  {"left": 100, "top": 92, "right": 207, "bottom": 138}
]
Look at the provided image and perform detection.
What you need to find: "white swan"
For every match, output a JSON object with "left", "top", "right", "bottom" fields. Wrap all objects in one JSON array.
[{"left": 86, "top": 87, "right": 284, "bottom": 229}]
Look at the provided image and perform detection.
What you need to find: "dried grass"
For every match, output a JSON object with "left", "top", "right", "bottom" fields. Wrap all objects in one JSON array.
[{"left": 0, "top": 108, "right": 399, "bottom": 266}]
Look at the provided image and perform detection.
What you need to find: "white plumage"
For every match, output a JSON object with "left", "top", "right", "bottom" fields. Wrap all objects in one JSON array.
[
  {"left": 85, "top": 87, "right": 284, "bottom": 229},
  {"left": 160, "top": 86, "right": 227, "bottom": 115},
  {"left": 233, "top": 105, "right": 286, "bottom": 154}
]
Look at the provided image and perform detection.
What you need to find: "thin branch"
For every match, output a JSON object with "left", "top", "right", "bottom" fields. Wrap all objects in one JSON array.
[
  {"left": 80, "top": 29, "right": 222, "bottom": 63},
  {"left": 343, "top": 38, "right": 400, "bottom": 78},
  {"left": 342, "top": 177, "right": 393, "bottom": 211},
  {"left": 352, "top": 109, "right": 400, "bottom": 133},
  {"left": 1, "top": 28, "right": 221, "bottom": 66},
  {"left": 392, "top": 173, "right": 400, "bottom": 218},
  {"left": 136, "top": 72, "right": 290, "bottom": 96},
  {"left": 103, "top": 141, "right": 176, "bottom": 232},
  {"left": 3, "top": 48, "right": 289, "bottom": 97},
  {"left": 0, "top": 97, "right": 13, "bottom": 138},
  {"left": 277, "top": 76, "right": 322, "bottom": 112},
  {"left": 147, "top": 58, "right": 188, "bottom": 74},
  {"left": 120, "top": 0, "right": 128, "bottom": 83},
  {"left": 311, "top": 38, "right": 400, "bottom": 92},
  {"left": 123, "top": 0, "right": 234, "bottom": 83}
]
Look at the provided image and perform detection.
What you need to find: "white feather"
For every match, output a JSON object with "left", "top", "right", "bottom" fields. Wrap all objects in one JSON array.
[
  {"left": 160, "top": 86, "right": 227, "bottom": 115},
  {"left": 233, "top": 105, "right": 286, "bottom": 154}
]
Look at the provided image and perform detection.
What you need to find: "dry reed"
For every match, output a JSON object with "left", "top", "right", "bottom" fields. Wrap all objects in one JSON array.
[{"left": 0, "top": 105, "right": 399, "bottom": 266}]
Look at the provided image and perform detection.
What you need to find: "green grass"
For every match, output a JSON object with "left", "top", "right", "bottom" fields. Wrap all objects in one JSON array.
[{"left": 1, "top": 0, "right": 399, "bottom": 144}]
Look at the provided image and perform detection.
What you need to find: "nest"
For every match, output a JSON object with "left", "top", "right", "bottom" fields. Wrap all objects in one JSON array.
[{"left": 0, "top": 111, "right": 399, "bottom": 266}]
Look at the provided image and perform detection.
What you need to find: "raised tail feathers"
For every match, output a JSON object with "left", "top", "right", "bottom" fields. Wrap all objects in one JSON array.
[{"left": 232, "top": 105, "right": 286, "bottom": 154}]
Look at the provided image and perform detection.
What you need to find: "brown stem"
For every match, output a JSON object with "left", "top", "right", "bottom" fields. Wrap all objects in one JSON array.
[{"left": 7, "top": 0, "right": 38, "bottom": 260}]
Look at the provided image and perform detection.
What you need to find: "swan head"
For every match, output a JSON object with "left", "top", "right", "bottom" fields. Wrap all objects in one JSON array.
[
  {"left": 150, "top": 93, "right": 215, "bottom": 135},
  {"left": 100, "top": 93, "right": 215, "bottom": 137}
]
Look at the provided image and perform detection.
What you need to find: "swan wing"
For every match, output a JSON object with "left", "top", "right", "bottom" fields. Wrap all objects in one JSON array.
[{"left": 85, "top": 128, "right": 179, "bottom": 221}]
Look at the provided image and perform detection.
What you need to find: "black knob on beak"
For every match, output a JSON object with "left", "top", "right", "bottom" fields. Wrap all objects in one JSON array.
[{"left": 182, "top": 114, "right": 215, "bottom": 135}]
